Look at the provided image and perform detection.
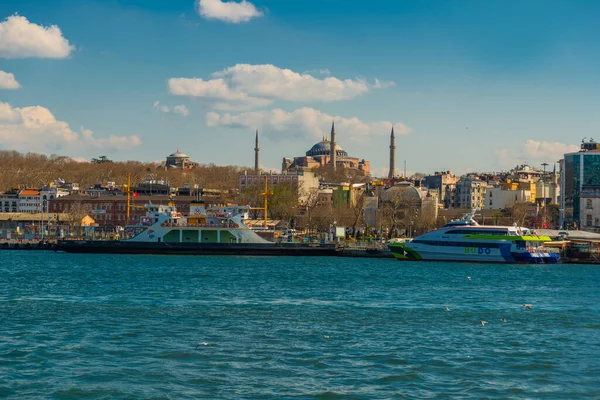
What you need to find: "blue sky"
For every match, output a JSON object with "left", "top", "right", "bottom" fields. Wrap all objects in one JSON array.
[{"left": 1, "top": 0, "right": 598, "bottom": 176}]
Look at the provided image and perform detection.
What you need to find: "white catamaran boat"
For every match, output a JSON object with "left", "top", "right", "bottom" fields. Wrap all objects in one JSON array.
[{"left": 388, "top": 209, "right": 559, "bottom": 263}]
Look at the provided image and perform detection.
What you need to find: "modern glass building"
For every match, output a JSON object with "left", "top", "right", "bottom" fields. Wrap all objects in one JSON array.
[{"left": 561, "top": 140, "right": 600, "bottom": 230}]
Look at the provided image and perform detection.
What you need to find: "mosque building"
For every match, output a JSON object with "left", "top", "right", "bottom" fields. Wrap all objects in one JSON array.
[
  {"left": 280, "top": 122, "right": 371, "bottom": 175},
  {"left": 163, "top": 149, "right": 198, "bottom": 169}
]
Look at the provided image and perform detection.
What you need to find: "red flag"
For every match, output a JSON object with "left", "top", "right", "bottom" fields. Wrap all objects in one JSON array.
[{"left": 133, "top": 192, "right": 139, "bottom": 198}]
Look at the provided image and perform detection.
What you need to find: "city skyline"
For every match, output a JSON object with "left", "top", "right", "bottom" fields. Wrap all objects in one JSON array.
[{"left": 1, "top": 0, "right": 595, "bottom": 176}]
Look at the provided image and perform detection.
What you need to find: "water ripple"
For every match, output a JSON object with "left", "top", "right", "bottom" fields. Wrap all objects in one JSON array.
[{"left": 1, "top": 252, "right": 600, "bottom": 398}]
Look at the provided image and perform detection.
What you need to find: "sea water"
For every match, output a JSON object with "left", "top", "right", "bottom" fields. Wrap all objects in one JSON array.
[{"left": 1, "top": 251, "right": 600, "bottom": 399}]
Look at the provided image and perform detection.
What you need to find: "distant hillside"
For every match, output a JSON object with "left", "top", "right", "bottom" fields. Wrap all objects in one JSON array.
[{"left": 0, "top": 151, "right": 249, "bottom": 192}]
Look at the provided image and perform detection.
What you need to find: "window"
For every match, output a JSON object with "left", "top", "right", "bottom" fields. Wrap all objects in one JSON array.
[
  {"left": 587, "top": 214, "right": 593, "bottom": 226},
  {"left": 587, "top": 199, "right": 593, "bottom": 209}
]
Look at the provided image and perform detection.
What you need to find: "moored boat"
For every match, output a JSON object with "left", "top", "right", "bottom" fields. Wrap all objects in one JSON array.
[
  {"left": 388, "top": 209, "right": 560, "bottom": 263},
  {"left": 58, "top": 201, "right": 338, "bottom": 256}
]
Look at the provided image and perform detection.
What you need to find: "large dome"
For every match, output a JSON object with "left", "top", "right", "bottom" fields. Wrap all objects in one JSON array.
[
  {"left": 306, "top": 140, "right": 348, "bottom": 157},
  {"left": 382, "top": 183, "right": 425, "bottom": 204},
  {"left": 168, "top": 149, "right": 188, "bottom": 158}
]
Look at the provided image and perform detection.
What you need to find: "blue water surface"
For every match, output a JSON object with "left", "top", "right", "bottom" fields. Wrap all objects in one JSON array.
[{"left": 1, "top": 251, "right": 599, "bottom": 399}]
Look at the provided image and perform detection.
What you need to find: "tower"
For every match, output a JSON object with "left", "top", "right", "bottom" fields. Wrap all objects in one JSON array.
[
  {"left": 254, "top": 129, "right": 260, "bottom": 174},
  {"left": 388, "top": 126, "right": 396, "bottom": 179},
  {"left": 330, "top": 121, "right": 336, "bottom": 170}
]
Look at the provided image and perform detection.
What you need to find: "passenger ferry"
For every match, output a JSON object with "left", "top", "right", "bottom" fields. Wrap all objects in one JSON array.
[
  {"left": 58, "top": 201, "right": 337, "bottom": 256},
  {"left": 388, "top": 209, "right": 559, "bottom": 263}
]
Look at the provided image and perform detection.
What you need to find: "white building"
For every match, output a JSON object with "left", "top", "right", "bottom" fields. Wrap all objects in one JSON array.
[
  {"left": 40, "top": 186, "right": 70, "bottom": 208},
  {"left": 485, "top": 187, "right": 531, "bottom": 210},
  {"left": 18, "top": 189, "right": 41, "bottom": 214}
]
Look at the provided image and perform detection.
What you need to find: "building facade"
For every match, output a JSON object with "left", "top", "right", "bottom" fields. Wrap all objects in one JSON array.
[
  {"left": 48, "top": 194, "right": 199, "bottom": 226},
  {"left": 455, "top": 176, "right": 487, "bottom": 210},
  {"left": 561, "top": 140, "right": 600, "bottom": 230},
  {"left": 18, "top": 189, "right": 41, "bottom": 214},
  {"left": 239, "top": 170, "right": 320, "bottom": 204}
]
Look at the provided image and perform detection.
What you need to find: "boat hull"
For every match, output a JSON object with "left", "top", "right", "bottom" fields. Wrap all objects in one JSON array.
[{"left": 57, "top": 240, "right": 339, "bottom": 256}]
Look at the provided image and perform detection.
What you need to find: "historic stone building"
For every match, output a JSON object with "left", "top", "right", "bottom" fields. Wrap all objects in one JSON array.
[
  {"left": 164, "top": 149, "right": 197, "bottom": 169},
  {"left": 281, "top": 122, "right": 371, "bottom": 176}
]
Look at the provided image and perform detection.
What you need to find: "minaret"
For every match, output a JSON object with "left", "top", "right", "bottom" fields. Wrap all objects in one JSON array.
[
  {"left": 330, "top": 121, "right": 336, "bottom": 170},
  {"left": 388, "top": 126, "right": 396, "bottom": 179},
  {"left": 254, "top": 129, "right": 260, "bottom": 174}
]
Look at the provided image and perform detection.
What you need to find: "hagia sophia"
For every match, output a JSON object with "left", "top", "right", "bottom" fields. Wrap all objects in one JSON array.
[
  {"left": 281, "top": 122, "right": 371, "bottom": 175},
  {"left": 162, "top": 122, "right": 399, "bottom": 179}
]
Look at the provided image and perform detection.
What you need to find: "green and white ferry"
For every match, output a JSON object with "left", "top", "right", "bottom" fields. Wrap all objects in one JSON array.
[{"left": 388, "top": 210, "right": 559, "bottom": 263}]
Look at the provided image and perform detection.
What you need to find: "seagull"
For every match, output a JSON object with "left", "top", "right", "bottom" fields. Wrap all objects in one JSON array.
[
  {"left": 523, "top": 304, "right": 532, "bottom": 311},
  {"left": 195, "top": 342, "right": 209, "bottom": 349},
  {"left": 481, "top": 321, "right": 488, "bottom": 327},
  {"left": 444, "top": 306, "right": 450, "bottom": 311},
  {"left": 501, "top": 318, "right": 507, "bottom": 323},
  {"left": 467, "top": 276, "right": 472, "bottom": 281},
  {"left": 324, "top": 335, "right": 330, "bottom": 340}
]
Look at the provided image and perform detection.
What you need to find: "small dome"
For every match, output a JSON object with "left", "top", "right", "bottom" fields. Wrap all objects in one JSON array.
[{"left": 306, "top": 140, "right": 348, "bottom": 157}]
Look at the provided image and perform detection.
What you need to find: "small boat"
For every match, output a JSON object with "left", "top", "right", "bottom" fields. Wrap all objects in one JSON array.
[{"left": 388, "top": 209, "right": 560, "bottom": 263}]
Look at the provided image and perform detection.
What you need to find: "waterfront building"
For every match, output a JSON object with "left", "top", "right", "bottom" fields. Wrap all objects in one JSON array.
[
  {"left": 18, "top": 189, "right": 41, "bottom": 214},
  {"left": 48, "top": 194, "right": 200, "bottom": 226},
  {"left": 281, "top": 122, "right": 370, "bottom": 176},
  {"left": 0, "top": 189, "right": 19, "bottom": 213},
  {"left": 560, "top": 139, "right": 600, "bottom": 230}
]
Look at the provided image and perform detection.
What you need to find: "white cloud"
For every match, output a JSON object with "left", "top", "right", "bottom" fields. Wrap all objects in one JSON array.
[
  {"left": 206, "top": 107, "right": 411, "bottom": 143},
  {"left": 153, "top": 101, "right": 191, "bottom": 116},
  {"left": 0, "top": 15, "right": 74, "bottom": 59},
  {"left": 195, "top": 0, "right": 263, "bottom": 23},
  {"left": 0, "top": 102, "right": 141, "bottom": 153},
  {"left": 167, "top": 78, "right": 271, "bottom": 110},
  {"left": 0, "top": 70, "right": 20, "bottom": 89},
  {"left": 169, "top": 64, "right": 393, "bottom": 110},
  {"left": 496, "top": 139, "right": 579, "bottom": 168}
]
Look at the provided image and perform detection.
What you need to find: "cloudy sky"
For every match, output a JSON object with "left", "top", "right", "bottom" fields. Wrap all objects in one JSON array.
[{"left": 0, "top": 0, "right": 596, "bottom": 176}]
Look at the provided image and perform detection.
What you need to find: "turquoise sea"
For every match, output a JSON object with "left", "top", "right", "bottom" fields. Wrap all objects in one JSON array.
[{"left": 1, "top": 251, "right": 600, "bottom": 399}]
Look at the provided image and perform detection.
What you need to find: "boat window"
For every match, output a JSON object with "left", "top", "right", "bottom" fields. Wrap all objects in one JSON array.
[{"left": 445, "top": 229, "right": 508, "bottom": 236}]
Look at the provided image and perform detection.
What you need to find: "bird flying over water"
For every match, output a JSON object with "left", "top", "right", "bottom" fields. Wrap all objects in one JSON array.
[
  {"left": 481, "top": 321, "right": 488, "bottom": 326},
  {"left": 501, "top": 318, "right": 507, "bottom": 323},
  {"left": 196, "top": 342, "right": 209, "bottom": 349},
  {"left": 524, "top": 304, "right": 532, "bottom": 311},
  {"left": 444, "top": 306, "right": 450, "bottom": 311},
  {"left": 467, "top": 276, "right": 472, "bottom": 281}
]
